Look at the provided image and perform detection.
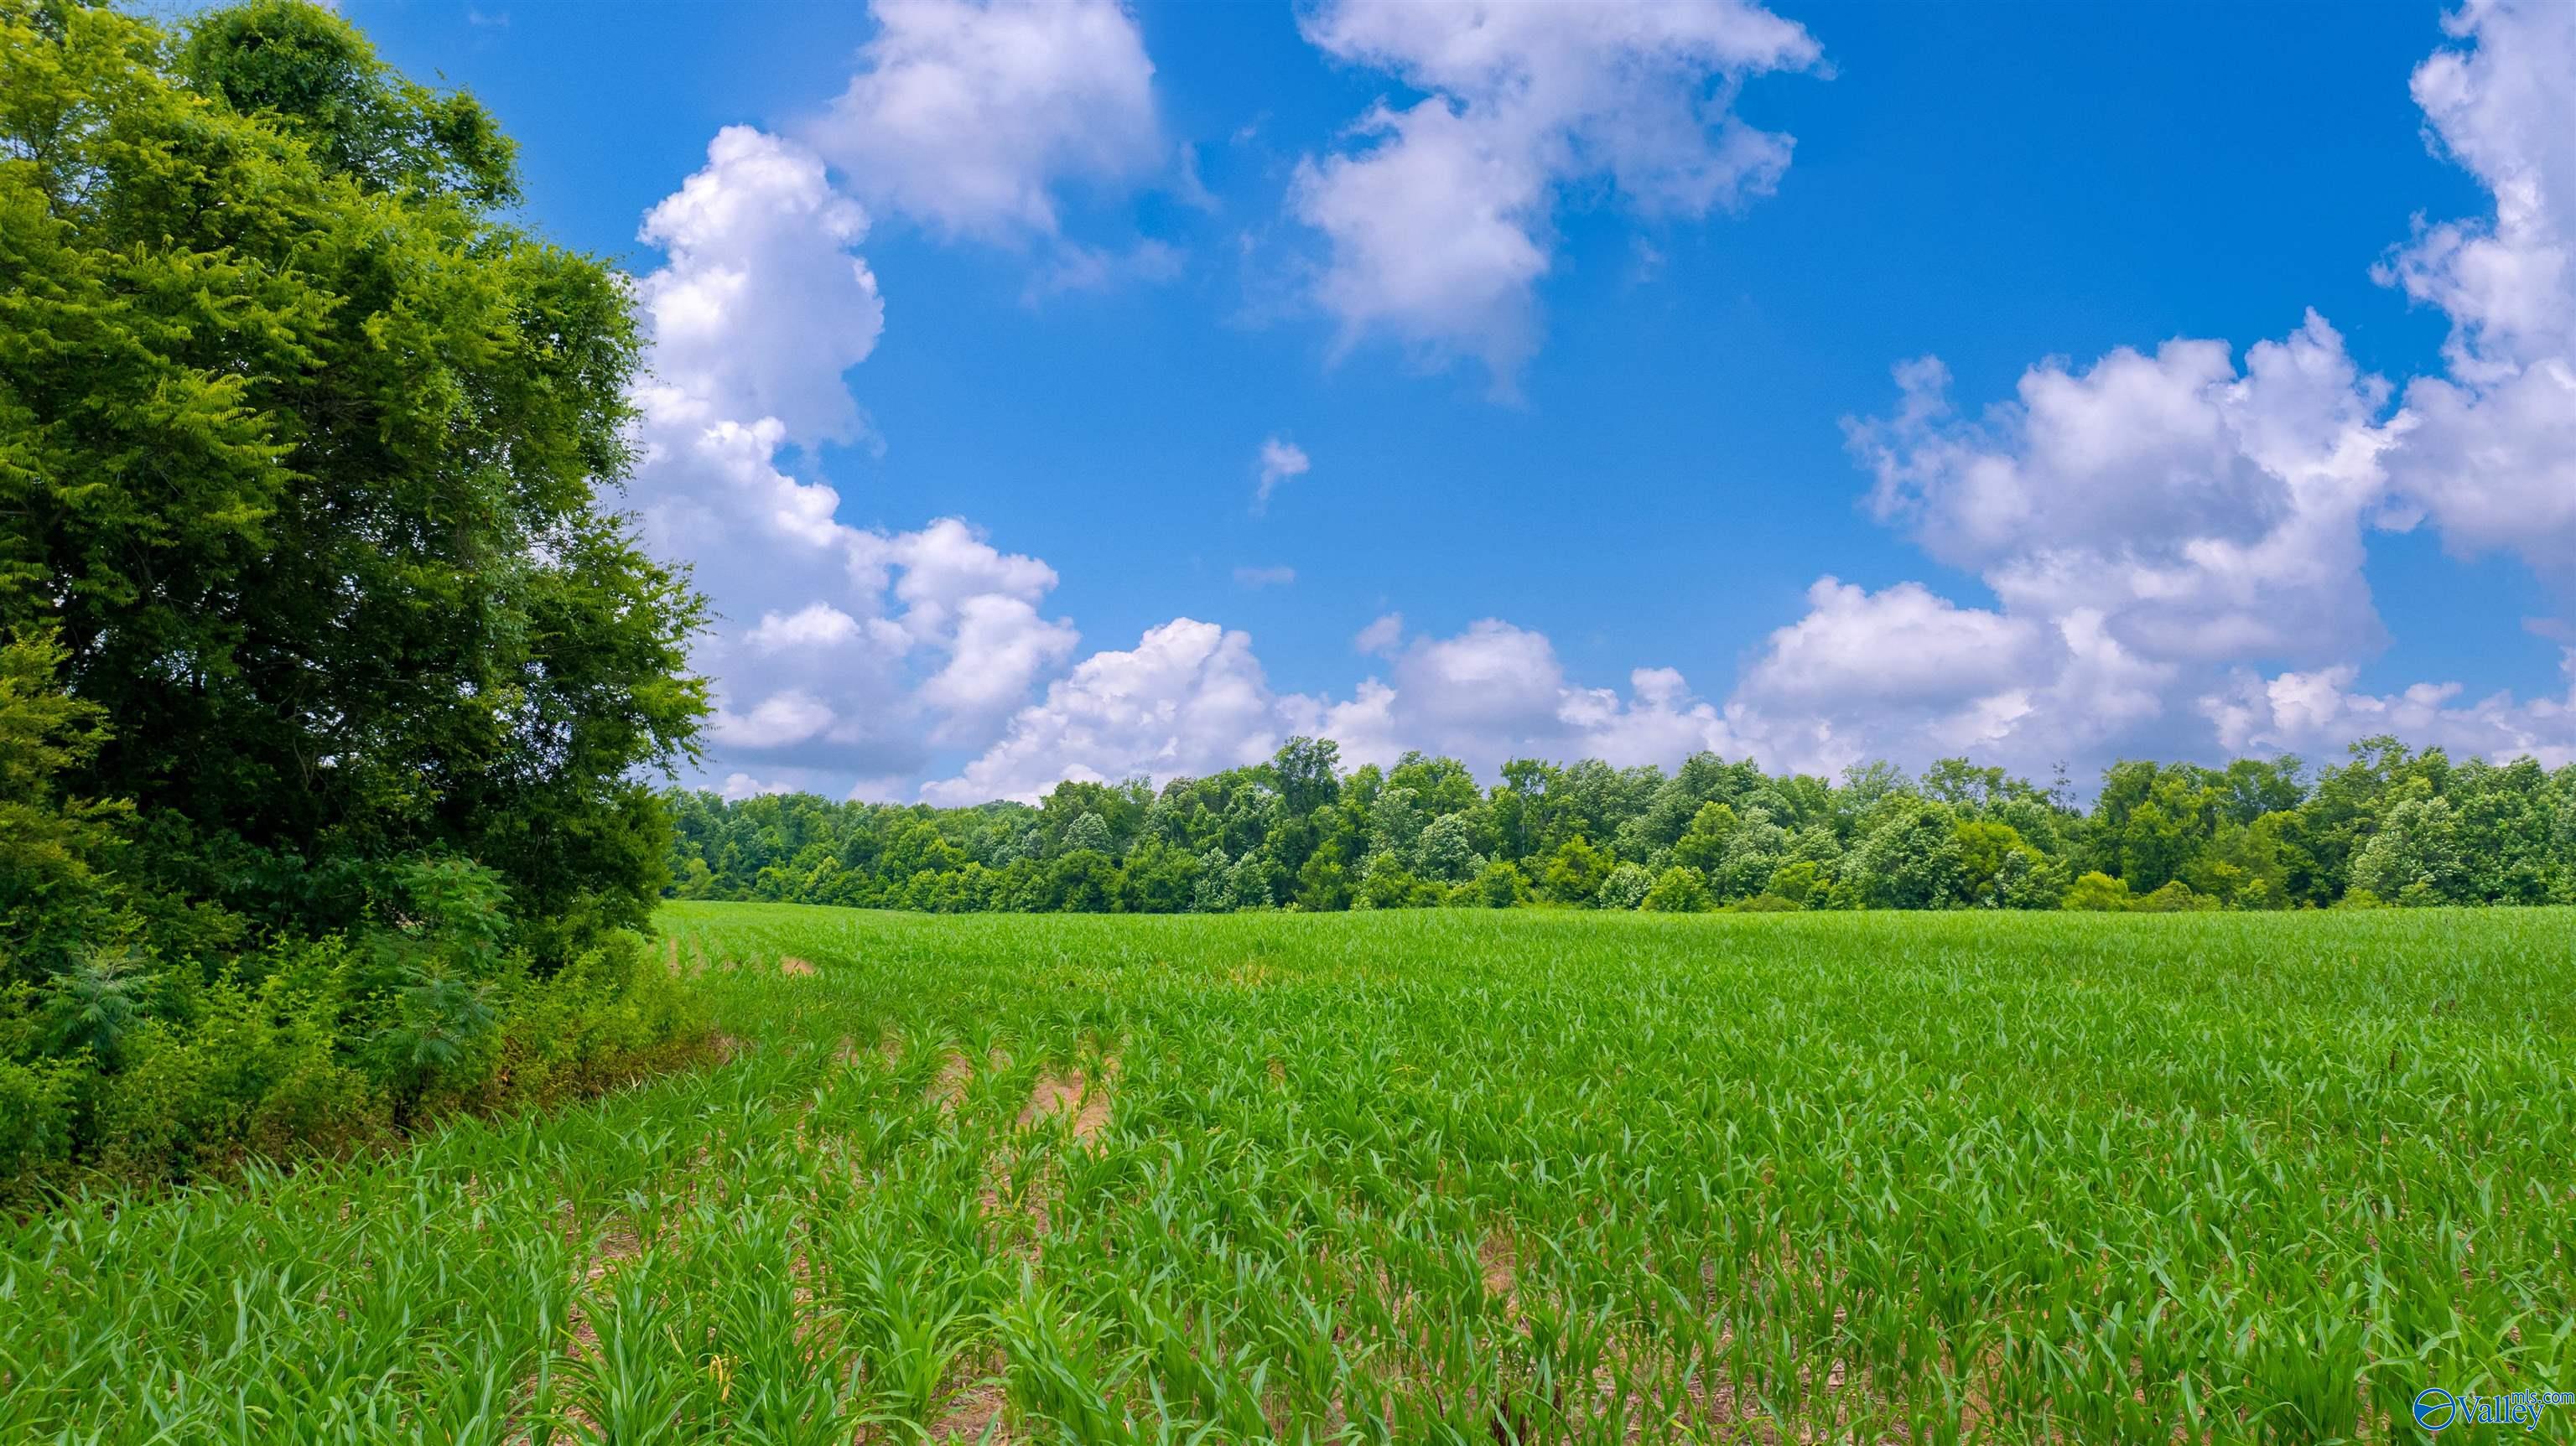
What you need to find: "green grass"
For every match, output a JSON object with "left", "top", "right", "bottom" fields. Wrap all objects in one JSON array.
[{"left": 6, "top": 904, "right": 2572, "bottom": 1443}]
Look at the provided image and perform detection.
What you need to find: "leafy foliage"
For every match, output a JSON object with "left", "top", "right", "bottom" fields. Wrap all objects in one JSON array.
[
  {"left": 0, "top": 0, "right": 707, "bottom": 1200},
  {"left": 669, "top": 734, "right": 2576, "bottom": 916}
]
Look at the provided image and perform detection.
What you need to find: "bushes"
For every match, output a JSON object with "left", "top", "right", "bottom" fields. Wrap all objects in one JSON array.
[
  {"left": 2, "top": 868, "right": 704, "bottom": 1206},
  {"left": 0, "top": 1052, "right": 77, "bottom": 1191},
  {"left": 2055, "top": 872, "right": 2225, "bottom": 914},
  {"left": 1641, "top": 868, "right": 1715, "bottom": 912},
  {"left": 2062, "top": 872, "right": 2137, "bottom": 911},
  {"left": 1598, "top": 862, "right": 1655, "bottom": 911}
]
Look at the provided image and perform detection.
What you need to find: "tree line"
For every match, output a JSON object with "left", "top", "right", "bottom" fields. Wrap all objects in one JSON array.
[{"left": 667, "top": 736, "right": 2576, "bottom": 915}]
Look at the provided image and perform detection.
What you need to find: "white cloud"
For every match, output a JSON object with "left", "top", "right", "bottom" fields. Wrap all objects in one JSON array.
[
  {"left": 1551, "top": 667, "right": 1749, "bottom": 772},
  {"left": 915, "top": 593, "right": 1080, "bottom": 732},
  {"left": 1720, "top": 582, "right": 2174, "bottom": 780},
  {"left": 636, "top": 127, "right": 882, "bottom": 446},
  {"left": 1325, "top": 621, "right": 1747, "bottom": 776},
  {"left": 625, "top": 136, "right": 1084, "bottom": 785},
  {"left": 1353, "top": 611, "right": 1404, "bottom": 656},
  {"left": 1233, "top": 565, "right": 1296, "bottom": 588},
  {"left": 1748, "top": 2, "right": 2576, "bottom": 779},
  {"left": 2201, "top": 654, "right": 2576, "bottom": 769},
  {"left": 1744, "top": 578, "right": 2044, "bottom": 707},
  {"left": 927, "top": 614, "right": 1748, "bottom": 800},
  {"left": 2385, "top": 361, "right": 2576, "bottom": 578},
  {"left": 1847, "top": 314, "right": 2396, "bottom": 667},
  {"left": 1291, "top": 0, "right": 1820, "bottom": 382},
  {"left": 714, "top": 691, "right": 837, "bottom": 750},
  {"left": 922, "top": 619, "right": 1284, "bottom": 803},
  {"left": 2376, "top": 0, "right": 2576, "bottom": 578},
  {"left": 747, "top": 603, "right": 866, "bottom": 652},
  {"left": 813, "top": 0, "right": 1161, "bottom": 240},
  {"left": 719, "top": 772, "right": 798, "bottom": 801},
  {"left": 1772, "top": 311, "right": 2402, "bottom": 776},
  {"left": 1390, "top": 618, "right": 1566, "bottom": 733},
  {"left": 683, "top": 513, "right": 1076, "bottom": 773},
  {"left": 856, "top": 516, "right": 1062, "bottom": 641},
  {"left": 2380, "top": 0, "right": 2574, "bottom": 382},
  {"left": 1254, "top": 437, "right": 1310, "bottom": 511}
]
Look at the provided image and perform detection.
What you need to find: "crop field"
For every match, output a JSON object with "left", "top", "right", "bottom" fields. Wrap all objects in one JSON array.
[{"left": 5, "top": 904, "right": 2572, "bottom": 1444}]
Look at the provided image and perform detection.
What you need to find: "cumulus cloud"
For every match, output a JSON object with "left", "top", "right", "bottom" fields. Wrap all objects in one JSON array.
[
  {"left": 2376, "top": 0, "right": 2576, "bottom": 578},
  {"left": 1291, "top": 0, "right": 1820, "bottom": 381},
  {"left": 1322, "top": 620, "right": 1750, "bottom": 775},
  {"left": 719, "top": 773, "right": 798, "bottom": 801},
  {"left": 1742, "top": 0, "right": 2576, "bottom": 779},
  {"left": 1719, "top": 578, "right": 2174, "bottom": 779},
  {"left": 1768, "top": 312, "right": 2403, "bottom": 775},
  {"left": 922, "top": 619, "right": 1284, "bottom": 803},
  {"left": 747, "top": 603, "right": 868, "bottom": 653},
  {"left": 915, "top": 593, "right": 1082, "bottom": 732},
  {"left": 1848, "top": 314, "right": 2396, "bottom": 665},
  {"left": 713, "top": 691, "right": 838, "bottom": 750},
  {"left": 812, "top": 0, "right": 1161, "bottom": 240},
  {"left": 2201, "top": 654, "right": 2576, "bottom": 769},
  {"left": 636, "top": 127, "right": 882, "bottom": 446},
  {"left": 1744, "top": 578, "right": 2044, "bottom": 707},
  {"left": 625, "top": 135, "right": 1083, "bottom": 792},
  {"left": 1254, "top": 437, "right": 1310, "bottom": 511},
  {"left": 927, "top": 613, "right": 1748, "bottom": 801},
  {"left": 627, "top": 129, "right": 887, "bottom": 599}
]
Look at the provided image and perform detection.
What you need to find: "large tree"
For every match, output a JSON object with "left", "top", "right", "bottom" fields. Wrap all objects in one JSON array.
[{"left": 0, "top": 0, "right": 705, "bottom": 969}]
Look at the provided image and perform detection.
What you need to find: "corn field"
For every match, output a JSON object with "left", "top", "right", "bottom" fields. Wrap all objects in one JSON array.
[{"left": 4, "top": 904, "right": 2570, "bottom": 1443}]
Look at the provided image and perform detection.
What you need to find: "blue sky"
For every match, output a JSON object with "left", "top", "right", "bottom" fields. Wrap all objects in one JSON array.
[{"left": 350, "top": 0, "right": 2576, "bottom": 801}]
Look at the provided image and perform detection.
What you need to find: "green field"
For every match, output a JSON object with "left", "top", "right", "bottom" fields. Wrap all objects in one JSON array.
[{"left": 6, "top": 904, "right": 2572, "bottom": 1443}]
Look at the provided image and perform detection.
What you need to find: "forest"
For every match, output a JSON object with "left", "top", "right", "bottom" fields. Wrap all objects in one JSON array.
[{"left": 666, "top": 736, "right": 2576, "bottom": 915}]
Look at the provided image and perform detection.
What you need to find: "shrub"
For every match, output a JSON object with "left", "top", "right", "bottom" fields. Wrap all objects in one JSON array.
[
  {"left": 1356, "top": 852, "right": 1444, "bottom": 910},
  {"left": 2133, "top": 880, "right": 2218, "bottom": 913},
  {"left": 1598, "top": 863, "right": 1654, "bottom": 911},
  {"left": 1472, "top": 860, "right": 1531, "bottom": 909},
  {"left": 0, "top": 1053, "right": 78, "bottom": 1199},
  {"left": 1848, "top": 799, "right": 1969, "bottom": 910},
  {"left": 2062, "top": 872, "right": 2135, "bottom": 912},
  {"left": 1640, "top": 867, "right": 1715, "bottom": 913},
  {"left": 1540, "top": 838, "right": 1614, "bottom": 906},
  {"left": 1765, "top": 861, "right": 1824, "bottom": 908}
]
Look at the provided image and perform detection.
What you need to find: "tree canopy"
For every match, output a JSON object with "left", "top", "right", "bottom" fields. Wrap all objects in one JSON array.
[
  {"left": 666, "top": 736, "right": 2576, "bottom": 915},
  {"left": 1, "top": 0, "right": 705, "bottom": 1198},
  {"left": 1, "top": 0, "right": 705, "bottom": 967}
]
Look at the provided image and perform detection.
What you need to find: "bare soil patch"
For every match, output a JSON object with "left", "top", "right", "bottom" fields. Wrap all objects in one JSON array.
[{"left": 1020, "top": 1059, "right": 1115, "bottom": 1143}]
